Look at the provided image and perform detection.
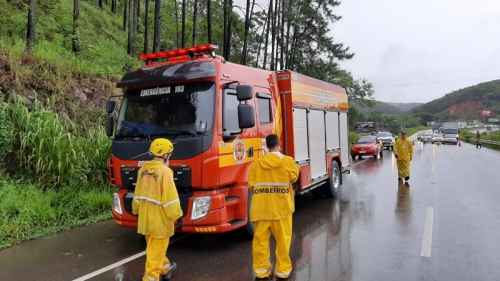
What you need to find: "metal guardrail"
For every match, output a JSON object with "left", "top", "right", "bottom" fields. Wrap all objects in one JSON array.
[{"left": 459, "top": 138, "right": 500, "bottom": 146}]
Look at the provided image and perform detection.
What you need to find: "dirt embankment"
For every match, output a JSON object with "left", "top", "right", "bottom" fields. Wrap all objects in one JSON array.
[{"left": 441, "top": 100, "right": 483, "bottom": 117}]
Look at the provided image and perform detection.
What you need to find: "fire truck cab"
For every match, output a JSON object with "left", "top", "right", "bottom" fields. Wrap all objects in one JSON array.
[{"left": 106, "top": 44, "right": 350, "bottom": 237}]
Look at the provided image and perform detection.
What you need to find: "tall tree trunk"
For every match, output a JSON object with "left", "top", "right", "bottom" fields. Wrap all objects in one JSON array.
[
  {"left": 99, "top": 0, "right": 103, "bottom": 9},
  {"left": 123, "top": 0, "right": 128, "bottom": 30},
  {"left": 181, "top": 0, "right": 186, "bottom": 48},
  {"left": 26, "top": 0, "right": 35, "bottom": 51},
  {"left": 175, "top": 0, "right": 179, "bottom": 48},
  {"left": 135, "top": 0, "right": 140, "bottom": 33},
  {"left": 254, "top": 10, "right": 268, "bottom": 68},
  {"left": 192, "top": 0, "right": 198, "bottom": 46},
  {"left": 153, "top": 0, "right": 162, "bottom": 52},
  {"left": 263, "top": 0, "right": 273, "bottom": 69},
  {"left": 225, "top": 0, "right": 233, "bottom": 61},
  {"left": 144, "top": 0, "right": 150, "bottom": 54},
  {"left": 207, "top": 0, "right": 212, "bottom": 44},
  {"left": 280, "top": 0, "right": 285, "bottom": 70},
  {"left": 73, "top": 0, "right": 80, "bottom": 53},
  {"left": 284, "top": 1, "right": 292, "bottom": 69},
  {"left": 127, "top": 0, "right": 135, "bottom": 54},
  {"left": 223, "top": 0, "right": 228, "bottom": 58},
  {"left": 241, "top": 0, "right": 252, "bottom": 65},
  {"left": 112, "top": 0, "right": 116, "bottom": 14},
  {"left": 270, "top": 0, "right": 277, "bottom": 70}
]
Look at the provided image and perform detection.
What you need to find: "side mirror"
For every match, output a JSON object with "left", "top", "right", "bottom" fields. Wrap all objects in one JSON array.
[
  {"left": 106, "top": 116, "right": 114, "bottom": 137},
  {"left": 236, "top": 85, "right": 253, "bottom": 101},
  {"left": 238, "top": 104, "right": 255, "bottom": 129},
  {"left": 106, "top": 99, "right": 116, "bottom": 114}
]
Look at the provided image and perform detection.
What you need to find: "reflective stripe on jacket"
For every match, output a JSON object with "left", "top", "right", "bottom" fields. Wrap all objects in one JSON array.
[
  {"left": 132, "top": 161, "right": 183, "bottom": 238},
  {"left": 248, "top": 152, "right": 299, "bottom": 221}
]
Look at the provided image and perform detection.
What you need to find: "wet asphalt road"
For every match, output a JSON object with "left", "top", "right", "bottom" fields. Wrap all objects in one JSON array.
[{"left": 1, "top": 137, "right": 500, "bottom": 281}]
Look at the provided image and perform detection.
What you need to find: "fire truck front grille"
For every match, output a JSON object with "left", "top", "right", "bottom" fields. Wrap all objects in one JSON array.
[{"left": 120, "top": 166, "right": 192, "bottom": 190}]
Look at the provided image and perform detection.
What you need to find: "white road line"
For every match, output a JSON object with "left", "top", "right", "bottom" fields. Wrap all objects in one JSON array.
[
  {"left": 421, "top": 207, "right": 434, "bottom": 257},
  {"left": 72, "top": 234, "right": 190, "bottom": 281}
]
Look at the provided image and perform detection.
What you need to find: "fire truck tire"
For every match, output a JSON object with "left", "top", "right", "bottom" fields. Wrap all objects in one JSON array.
[
  {"left": 312, "top": 161, "right": 340, "bottom": 198},
  {"left": 236, "top": 188, "right": 254, "bottom": 239}
]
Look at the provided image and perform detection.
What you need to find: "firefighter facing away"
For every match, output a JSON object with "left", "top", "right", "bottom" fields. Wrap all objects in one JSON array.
[
  {"left": 394, "top": 131, "right": 414, "bottom": 182},
  {"left": 132, "top": 138, "right": 183, "bottom": 281},
  {"left": 248, "top": 134, "right": 300, "bottom": 280}
]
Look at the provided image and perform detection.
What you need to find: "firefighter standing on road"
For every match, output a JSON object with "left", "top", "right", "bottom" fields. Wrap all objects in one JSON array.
[
  {"left": 476, "top": 131, "right": 482, "bottom": 148},
  {"left": 248, "top": 134, "right": 300, "bottom": 280},
  {"left": 133, "top": 138, "right": 183, "bottom": 281},
  {"left": 394, "top": 131, "right": 413, "bottom": 182}
]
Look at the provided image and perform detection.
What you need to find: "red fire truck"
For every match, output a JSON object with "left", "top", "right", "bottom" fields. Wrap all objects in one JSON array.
[{"left": 105, "top": 44, "right": 351, "bottom": 237}]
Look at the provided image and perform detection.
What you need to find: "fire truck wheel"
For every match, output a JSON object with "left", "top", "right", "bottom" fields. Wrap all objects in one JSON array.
[
  {"left": 236, "top": 188, "right": 254, "bottom": 239},
  {"left": 324, "top": 161, "right": 340, "bottom": 198},
  {"left": 312, "top": 161, "right": 340, "bottom": 198}
]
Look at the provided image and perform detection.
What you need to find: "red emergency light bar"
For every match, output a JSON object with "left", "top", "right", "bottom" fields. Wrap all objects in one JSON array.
[{"left": 139, "top": 44, "right": 219, "bottom": 61}]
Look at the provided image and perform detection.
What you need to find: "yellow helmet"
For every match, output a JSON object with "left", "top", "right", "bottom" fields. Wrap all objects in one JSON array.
[{"left": 149, "top": 138, "right": 174, "bottom": 157}]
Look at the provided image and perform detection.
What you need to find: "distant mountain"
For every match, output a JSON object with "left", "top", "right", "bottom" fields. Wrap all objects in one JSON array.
[
  {"left": 386, "top": 102, "right": 423, "bottom": 112},
  {"left": 408, "top": 79, "right": 500, "bottom": 118},
  {"left": 351, "top": 100, "right": 404, "bottom": 116}
]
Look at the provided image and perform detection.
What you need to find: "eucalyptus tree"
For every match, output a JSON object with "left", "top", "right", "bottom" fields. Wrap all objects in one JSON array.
[
  {"left": 153, "top": 0, "right": 162, "bottom": 52},
  {"left": 26, "top": 0, "right": 36, "bottom": 51}
]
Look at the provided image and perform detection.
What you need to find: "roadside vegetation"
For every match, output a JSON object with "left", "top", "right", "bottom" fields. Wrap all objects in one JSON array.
[
  {"left": 0, "top": 96, "right": 112, "bottom": 249},
  {"left": 459, "top": 130, "right": 500, "bottom": 151}
]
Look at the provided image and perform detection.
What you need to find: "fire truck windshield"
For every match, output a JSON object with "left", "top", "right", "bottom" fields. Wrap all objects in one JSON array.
[{"left": 115, "top": 82, "right": 215, "bottom": 138}]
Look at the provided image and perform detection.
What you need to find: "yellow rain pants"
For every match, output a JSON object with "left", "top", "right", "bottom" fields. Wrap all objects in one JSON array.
[
  {"left": 396, "top": 159, "right": 411, "bottom": 179},
  {"left": 143, "top": 235, "right": 171, "bottom": 281},
  {"left": 253, "top": 216, "right": 293, "bottom": 279}
]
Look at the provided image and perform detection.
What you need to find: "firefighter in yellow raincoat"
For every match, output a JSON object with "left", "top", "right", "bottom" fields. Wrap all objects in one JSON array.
[
  {"left": 248, "top": 134, "right": 300, "bottom": 280},
  {"left": 132, "top": 138, "right": 183, "bottom": 281},
  {"left": 394, "top": 131, "right": 413, "bottom": 181}
]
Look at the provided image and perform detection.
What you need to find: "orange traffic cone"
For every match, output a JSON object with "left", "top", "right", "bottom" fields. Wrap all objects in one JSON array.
[
  {"left": 437, "top": 141, "right": 441, "bottom": 146},
  {"left": 412, "top": 140, "right": 415, "bottom": 146},
  {"left": 458, "top": 141, "right": 461, "bottom": 147}
]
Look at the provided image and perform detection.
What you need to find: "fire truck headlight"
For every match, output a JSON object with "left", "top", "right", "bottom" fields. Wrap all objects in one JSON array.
[
  {"left": 191, "top": 196, "right": 211, "bottom": 220},
  {"left": 113, "top": 193, "right": 123, "bottom": 216}
]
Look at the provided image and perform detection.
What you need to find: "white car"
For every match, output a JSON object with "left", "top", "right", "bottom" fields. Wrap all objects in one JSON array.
[
  {"left": 431, "top": 134, "right": 444, "bottom": 144},
  {"left": 375, "top": 131, "right": 395, "bottom": 150}
]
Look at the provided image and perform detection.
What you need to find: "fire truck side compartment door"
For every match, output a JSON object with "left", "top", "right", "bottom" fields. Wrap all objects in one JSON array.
[
  {"left": 293, "top": 108, "right": 309, "bottom": 162},
  {"left": 325, "top": 111, "right": 340, "bottom": 152},
  {"left": 308, "top": 109, "right": 327, "bottom": 179},
  {"left": 339, "top": 112, "right": 350, "bottom": 170}
]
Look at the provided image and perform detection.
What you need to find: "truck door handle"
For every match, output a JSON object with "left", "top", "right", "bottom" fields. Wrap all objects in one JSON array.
[{"left": 248, "top": 147, "right": 254, "bottom": 157}]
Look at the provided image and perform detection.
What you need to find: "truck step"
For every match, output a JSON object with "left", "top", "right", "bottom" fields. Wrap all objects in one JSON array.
[
  {"left": 225, "top": 196, "right": 239, "bottom": 203},
  {"left": 228, "top": 219, "right": 246, "bottom": 226}
]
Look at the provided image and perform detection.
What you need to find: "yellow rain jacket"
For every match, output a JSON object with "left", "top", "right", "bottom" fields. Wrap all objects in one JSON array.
[
  {"left": 248, "top": 152, "right": 300, "bottom": 221},
  {"left": 394, "top": 138, "right": 413, "bottom": 162},
  {"left": 132, "top": 161, "right": 183, "bottom": 238}
]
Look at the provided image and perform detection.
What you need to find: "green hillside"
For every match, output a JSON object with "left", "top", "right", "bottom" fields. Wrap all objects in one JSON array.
[
  {"left": 386, "top": 102, "right": 422, "bottom": 112},
  {"left": 351, "top": 100, "right": 403, "bottom": 116},
  {"left": 408, "top": 79, "right": 500, "bottom": 117}
]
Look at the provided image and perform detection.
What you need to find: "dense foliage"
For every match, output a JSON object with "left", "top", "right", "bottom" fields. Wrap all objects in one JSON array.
[{"left": 409, "top": 80, "right": 500, "bottom": 118}]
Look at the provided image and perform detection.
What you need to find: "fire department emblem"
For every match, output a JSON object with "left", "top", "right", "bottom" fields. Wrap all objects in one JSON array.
[{"left": 233, "top": 139, "right": 246, "bottom": 164}]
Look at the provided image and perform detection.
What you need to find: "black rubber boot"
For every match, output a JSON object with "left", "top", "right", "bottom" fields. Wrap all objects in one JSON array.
[
  {"left": 398, "top": 178, "right": 402, "bottom": 181},
  {"left": 405, "top": 176, "right": 410, "bottom": 181},
  {"left": 161, "top": 262, "right": 177, "bottom": 281}
]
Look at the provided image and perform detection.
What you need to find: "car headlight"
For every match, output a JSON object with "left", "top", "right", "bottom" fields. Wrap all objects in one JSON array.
[
  {"left": 191, "top": 196, "right": 211, "bottom": 220},
  {"left": 113, "top": 192, "right": 122, "bottom": 216}
]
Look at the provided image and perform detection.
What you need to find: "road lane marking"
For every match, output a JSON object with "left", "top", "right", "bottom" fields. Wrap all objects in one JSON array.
[
  {"left": 421, "top": 207, "right": 434, "bottom": 257},
  {"left": 72, "top": 233, "right": 190, "bottom": 281}
]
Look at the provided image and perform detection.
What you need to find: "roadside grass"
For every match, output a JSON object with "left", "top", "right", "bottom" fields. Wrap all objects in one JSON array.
[
  {"left": 460, "top": 130, "right": 500, "bottom": 151},
  {"left": 7, "top": 96, "right": 111, "bottom": 189},
  {"left": 0, "top": 179, "right": 113, "bottom": 249}
]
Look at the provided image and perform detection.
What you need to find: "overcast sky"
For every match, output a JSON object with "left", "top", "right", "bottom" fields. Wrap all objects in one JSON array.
[{"left": 330, "top": 0, "right": 500, "bottom": 103}]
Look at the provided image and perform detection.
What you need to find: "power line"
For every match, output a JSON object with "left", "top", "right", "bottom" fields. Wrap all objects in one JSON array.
[{"left": 374, "top": 76, "right": 500, "bottom": 88}]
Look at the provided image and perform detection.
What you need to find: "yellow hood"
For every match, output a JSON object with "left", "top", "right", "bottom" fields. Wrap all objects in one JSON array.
[
  {"left": 142, "top": 160, "right": 166, "bottom": 174},
  {"left": 259, "top": 152, "right": 285, "bottom": 169}
]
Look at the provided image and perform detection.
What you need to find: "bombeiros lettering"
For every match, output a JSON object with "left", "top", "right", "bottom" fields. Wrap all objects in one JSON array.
[
  {"left": 314, "top": 90, "right": 335, "bottom": 104},
  {"left": 253, "top": 187, "right": 290, "bottom": 194}
]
